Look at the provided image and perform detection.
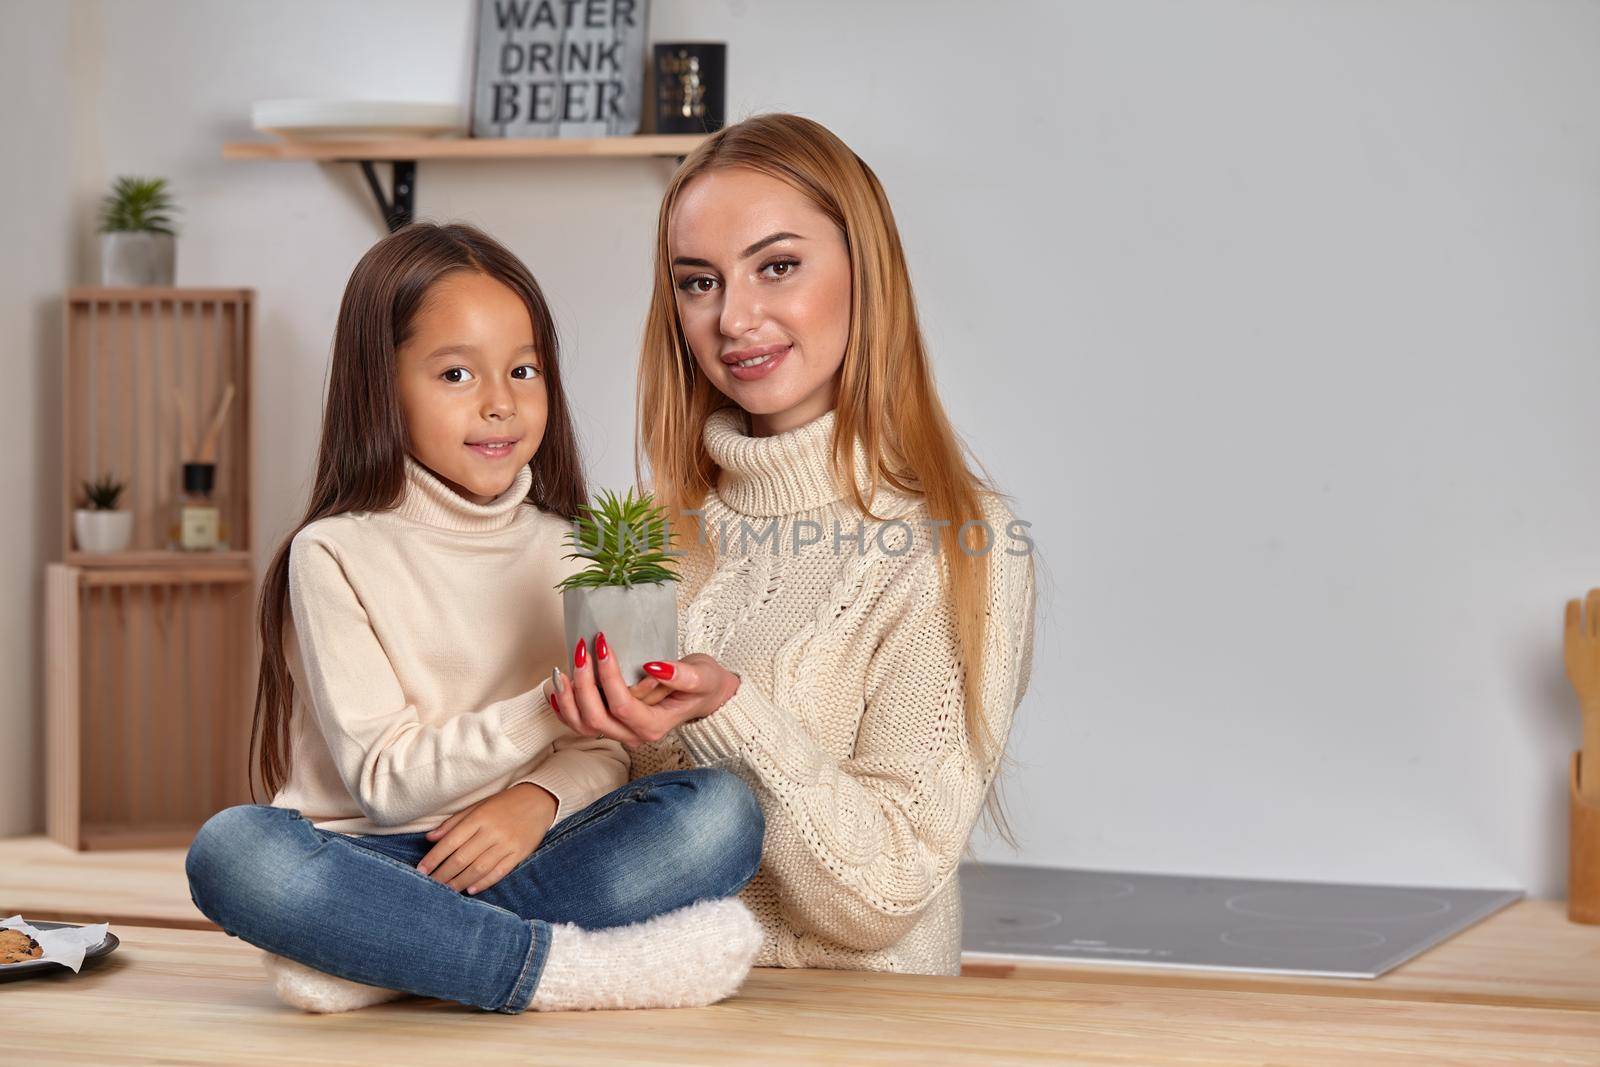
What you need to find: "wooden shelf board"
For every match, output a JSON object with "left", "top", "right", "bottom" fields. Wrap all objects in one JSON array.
[
  {"left": 68, "top": 286, "right": 254, "bottom": 303},
  {"left": 221, "top": 133, "right": 705, "bottom": 162},
  {"left": 79, "top": 567, "right": 253, "bottom": 588},
  {"left": 65, "top": 550, "right": 252, "bottom": 569}
]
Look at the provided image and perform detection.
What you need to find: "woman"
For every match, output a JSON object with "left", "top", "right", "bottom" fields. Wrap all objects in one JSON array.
[{"left": 553, "top": 113, "right": 1037, "bottom": 975}]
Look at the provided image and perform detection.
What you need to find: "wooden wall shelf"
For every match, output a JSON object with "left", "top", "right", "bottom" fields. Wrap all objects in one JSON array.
[
  {"left": 221, "top": 133, "right": 704, "bottom": 162},
  {"left": 221, "top": 133, "right": 707, "bottom": 231}
]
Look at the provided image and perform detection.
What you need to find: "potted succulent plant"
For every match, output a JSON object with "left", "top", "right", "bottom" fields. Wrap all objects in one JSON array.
[
  {"left": 99, "top": 176, "right": 178, "bottom": 286},
  {"left": 74, "top": 473, "right": 134, "bottom": 553},
  {"left": 557, "top": 488, "right": 680, "bottom": 685}
]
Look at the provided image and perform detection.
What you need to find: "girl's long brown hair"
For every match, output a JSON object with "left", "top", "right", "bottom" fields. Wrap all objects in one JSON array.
[
  {"left": 251, "top": 222, "right": 588, "bottom": 799},
  {"left": 636, "top": 114, "right": 1014, "bottom": 799}
]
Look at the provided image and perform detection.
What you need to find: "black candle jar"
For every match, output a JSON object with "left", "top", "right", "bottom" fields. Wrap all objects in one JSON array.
[{"left": 653, "top": 42, "right": 726, "bottom": 134}]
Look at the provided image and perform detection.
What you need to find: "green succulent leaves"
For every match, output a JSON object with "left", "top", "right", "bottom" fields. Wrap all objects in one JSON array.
[
  {"left": 556, "top": 488, "right": 680, "bottom": 591},
  {"left": 81, "top": 472, "right": 126, "bottom": 511},
  {"left": 99, "top": 176, "right": 179, "bottom": 235}
]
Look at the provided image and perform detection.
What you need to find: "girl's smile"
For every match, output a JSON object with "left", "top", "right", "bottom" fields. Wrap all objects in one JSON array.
[{"left": 467, "top": 435, "right": 522, "bottom": 459}]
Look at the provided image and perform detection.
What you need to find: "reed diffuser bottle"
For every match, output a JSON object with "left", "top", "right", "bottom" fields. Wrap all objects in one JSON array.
[
  {"left": 170, "top": 461, "right": 229, "bottom": 551},
  {"left": 168, "top": 382, "right": 236, "bottom": 553}
]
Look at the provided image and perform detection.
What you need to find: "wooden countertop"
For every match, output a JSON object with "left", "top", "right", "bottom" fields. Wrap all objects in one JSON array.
[
  {"left": 7, "top": 834, "right": 1600, "bottom": 1062},
  {"left": 7, "top": 924, "right": 1600, "bottom": 1066},
  {"left": 8, "top": 833, "right": 1600, "bottom": 1011}
]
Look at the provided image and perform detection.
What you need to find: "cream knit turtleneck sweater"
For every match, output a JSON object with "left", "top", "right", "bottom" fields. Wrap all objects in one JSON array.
[
  {"left": 272, "top": 455, "right": 628, "bottom": 837},
  {"left": 632, "top": 408, "right": 1037, "bottom": 975}
]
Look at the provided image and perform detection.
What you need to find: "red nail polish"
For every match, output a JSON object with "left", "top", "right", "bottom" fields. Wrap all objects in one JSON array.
[
  {"left": 643, "top": 661, "right": 675, "bottom": 680},
  {"left": 575, "top": 638, "right": 587, "bottom": 668},
  {"left": 548, "top": 693, "right": 557, "bottom": 711},
  {"left": 596, "top": 632, "right": 609, "bottom": 660}
]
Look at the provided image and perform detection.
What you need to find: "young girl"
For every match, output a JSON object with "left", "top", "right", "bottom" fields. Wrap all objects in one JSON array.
[
  {"left": 554, "top": 114, "right": 1038, "bottom": 976},
  {"left": 185, "top": 222, "right": 764, "bottom": 1015}
]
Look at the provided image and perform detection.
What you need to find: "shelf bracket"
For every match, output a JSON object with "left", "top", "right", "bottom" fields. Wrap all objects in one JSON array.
[{"left": 357, "top": 160, "right": 416, "bottom": 232}]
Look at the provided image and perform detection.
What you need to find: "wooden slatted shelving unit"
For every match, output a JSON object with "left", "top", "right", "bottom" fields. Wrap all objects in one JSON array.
[{"left": 45, "top": 288, "right": 256, "bottom": 850}]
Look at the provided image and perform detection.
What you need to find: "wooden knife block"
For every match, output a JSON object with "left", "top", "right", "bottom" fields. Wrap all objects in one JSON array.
[{"left": 1571, "top": 751, "right": 1600, "bottom": 923}]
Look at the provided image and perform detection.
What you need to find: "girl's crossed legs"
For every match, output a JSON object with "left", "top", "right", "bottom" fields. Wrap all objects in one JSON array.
[{"left": 185, "top": 768, "right": 764, "bottom": 1013}]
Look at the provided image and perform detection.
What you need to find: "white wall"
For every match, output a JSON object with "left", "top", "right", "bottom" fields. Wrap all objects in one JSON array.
[
  {"left": 5, "top": 0, "right": 1598, "bottom": 898},
  {"left": 0, "top": 1, "right": 95, "bottom": 835}
]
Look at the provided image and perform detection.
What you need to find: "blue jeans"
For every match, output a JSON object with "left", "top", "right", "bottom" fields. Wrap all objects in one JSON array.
[{"left": 185, "top": 768, "right": 763, "bottom": 1013}]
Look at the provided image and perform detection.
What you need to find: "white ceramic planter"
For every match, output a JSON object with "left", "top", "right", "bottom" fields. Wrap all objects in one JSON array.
[
  {"left": 562, "top": 581, "right": 679, "bottom": 686},
  {"left": 73, "top": 509, "right": 134, "bottom": 553},
  {"left": 100, "top": 232, "right": 175, "bottom": 286}
]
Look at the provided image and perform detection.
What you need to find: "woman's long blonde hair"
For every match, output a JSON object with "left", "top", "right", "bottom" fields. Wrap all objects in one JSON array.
[{"left": 636, "top": 113, "right": 1009, "bottom": 778}]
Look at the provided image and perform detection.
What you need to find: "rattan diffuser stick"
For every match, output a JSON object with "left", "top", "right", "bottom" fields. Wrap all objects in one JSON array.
[
  {"left": 197, "top": 383, "right": 236, "bottom": 464},
  {"left": 173, "top": 383, "right": 236, "bottom": 463}
]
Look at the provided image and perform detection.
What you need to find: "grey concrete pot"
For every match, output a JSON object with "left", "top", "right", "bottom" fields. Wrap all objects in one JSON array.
[
  {"left": 562, "top": 581, "right": 679, "bottom": 686},
  {"left": 100, "top": 232, "right": 175, "bottom": 286}
]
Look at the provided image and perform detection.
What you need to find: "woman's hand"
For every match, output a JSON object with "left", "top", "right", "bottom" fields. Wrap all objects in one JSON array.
[
  {"left": 552, "top": 633, "right": 741, "bottom": 750},
  {"left": 417, "top": 782, "right": 557, "bottom": 895}
]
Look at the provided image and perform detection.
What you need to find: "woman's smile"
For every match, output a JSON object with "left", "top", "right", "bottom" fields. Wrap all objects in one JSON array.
[{"left": 723, "top": 342, "right": 791, "bottom": 381}]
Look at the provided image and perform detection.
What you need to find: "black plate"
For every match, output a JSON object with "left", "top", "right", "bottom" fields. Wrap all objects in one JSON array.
[{"left": 0, "top": 920, "right": 120, "bottom": 981}]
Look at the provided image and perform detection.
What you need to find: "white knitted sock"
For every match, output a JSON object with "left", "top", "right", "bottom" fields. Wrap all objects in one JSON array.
[
  {"left": 262, "top": 952, "right": 409, "bottom": 1014},
  {"left": 530, "top": 897, "right": 763, "bottom": 1012}
]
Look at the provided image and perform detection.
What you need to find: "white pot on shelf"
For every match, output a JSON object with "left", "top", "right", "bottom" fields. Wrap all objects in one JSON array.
[{"left": 73, "top": 509, "right": 134, "bottom": 553}]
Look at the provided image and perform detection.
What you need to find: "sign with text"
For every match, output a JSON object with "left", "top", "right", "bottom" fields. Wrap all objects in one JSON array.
[{"left": 472, "top": 0, "right": 648, "bottom": 138}]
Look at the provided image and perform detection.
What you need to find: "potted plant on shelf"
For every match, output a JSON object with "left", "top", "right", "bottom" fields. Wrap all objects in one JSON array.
[
  {"left": 557, "top": 488, "right": 680, "bottom": 686},
  {"left": 74, "top": 473, "right": 133, "bottom": 554},
  {"left": 98, "top": 176, "right": 178, "bottom": 286}
]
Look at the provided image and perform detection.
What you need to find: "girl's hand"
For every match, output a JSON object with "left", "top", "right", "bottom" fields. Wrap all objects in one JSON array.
[
  {"left": 417, "top": 782, "right": 557, "bottom": 895},
  {"left": 552, "top": 632, "right": 740, "bottom": 750}
]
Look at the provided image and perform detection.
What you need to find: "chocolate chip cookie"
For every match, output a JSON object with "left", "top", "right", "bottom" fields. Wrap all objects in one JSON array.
[{"left": 0, "top": 928, "right": 43, "bottom": 964}]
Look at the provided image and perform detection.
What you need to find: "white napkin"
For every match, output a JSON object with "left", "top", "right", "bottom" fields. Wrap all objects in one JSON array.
[{"left": 1, "top": 915, "right": 109, "bottom": 973}]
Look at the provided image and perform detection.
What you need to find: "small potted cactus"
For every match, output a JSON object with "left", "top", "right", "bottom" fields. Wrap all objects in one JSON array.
[
  {"left": 557, "top": 488, "right": 680, "bottom": 685},
  {"left": 74, "top": 473, "right": 134, "bottom": 553},
  {"left": 99, "top": 176, "right": 178, "bottom": 286}
]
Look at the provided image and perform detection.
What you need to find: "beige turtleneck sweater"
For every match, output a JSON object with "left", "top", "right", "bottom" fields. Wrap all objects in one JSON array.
[
  {"left": 272, "top": 455, "right": 628, "bottom": 837},
  {"left": 632, "top": 408, "right": 1037, "bottom": 975}
]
